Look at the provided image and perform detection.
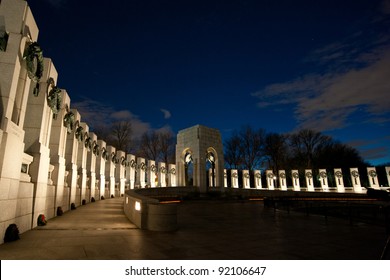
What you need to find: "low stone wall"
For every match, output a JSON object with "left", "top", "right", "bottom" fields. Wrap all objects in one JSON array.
[{"left": 124, "top": 187, "right": 199, "bottom": 231}]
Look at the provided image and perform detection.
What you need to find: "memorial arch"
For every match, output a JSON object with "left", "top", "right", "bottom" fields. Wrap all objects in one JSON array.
[{"left": 176, "top": 125, "right": 224, "bottom": 193}]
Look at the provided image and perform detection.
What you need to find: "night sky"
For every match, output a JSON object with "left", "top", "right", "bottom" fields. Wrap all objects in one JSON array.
[{"left": 27, "top": 0, "right": 390, "bottom": 165}]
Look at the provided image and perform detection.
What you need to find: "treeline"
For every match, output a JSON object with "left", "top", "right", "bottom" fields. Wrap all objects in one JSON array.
[{"left": 224, "top": 125, "right": 389, "bottom": 188}]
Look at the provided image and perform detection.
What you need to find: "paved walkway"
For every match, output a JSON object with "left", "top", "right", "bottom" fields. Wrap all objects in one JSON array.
[{"left": 0, "top": 197, "right": 388, "bottom": 259}]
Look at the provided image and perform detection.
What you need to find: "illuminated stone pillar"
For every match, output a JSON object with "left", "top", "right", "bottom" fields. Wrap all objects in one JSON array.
[
  {"left": 318, "top": 169, "right": 329, "bottom": 192},
  {"left": 350, "top": 168, "right": 363, "bottom": 193},
  {"left": 136, "top": 157, "right": 146, "bottom": 188},
  {"left": 266, "top": 170, "right": 275, "bottom": 190},
  {"left": 168, "top": 164, "right": 176, "bottom": 187},
  {"left": 126, "top": 154, "right": 136, "bottom": 189},
  {"left": 230, "top": 169, "right": 238, "bottom": 188},
  {"left": 334, "top": 168, "right": 345, "bottom": 193},
  {"left": 367, "top": 167, "right": 380, "bottom": 189},
  {"left": 105, "top": 146, "right": 116, "bottom": 197},
  {"left": 115, "top": 150, "right": 126, "bottom": 196},
  {"left": 223, "top": 169, "right": 228, "bottom": 188},
  {"left": 278, "top": 170, "right": 287, "bottom": 191},
  {"left": 96, "top": 140, "right": 106, "bottom": 199},
  {"left": 208, "top": 168, "right": 216, "bottom": 188},
  {"left": 76, "top": 122, "right": 89, "bottom": 206},
  {"left": 158, "top": 162, "right": 167, "bottom": 187},
  {"left": 291, "top": 170, "right": 300, "bottom": 191},
  {"left": 254, "top": 170, "right": 262, "bottom": 189},
  {"left": 86, "top": 132, "right": 97, "bottom": 201},
  {"left": 23, "top": 58, "right": 58, "bottom": 224},
  {"left": 147, "top": 160, "right": 157, "bottom": 188},
  {"left": 242, "top": 170, "right": 250, "bottom": 189},
  {"left": 386, "top": 167, "right": 390, "bottom": 187},
  {"left": 64, "top": 109, "right": 81, "bottom": 208},
  {"left": 305, "top": 169, "right": 314, "bottom": 192},
  {"left": 50, "top": 91, "right": 70, "bottom": 214}
]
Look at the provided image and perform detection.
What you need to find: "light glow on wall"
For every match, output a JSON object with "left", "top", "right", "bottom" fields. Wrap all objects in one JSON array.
[{"left": 135, "top": 201, "right": 141, "bottom": 211}]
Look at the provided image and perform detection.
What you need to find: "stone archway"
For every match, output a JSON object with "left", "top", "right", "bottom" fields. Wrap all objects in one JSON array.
[{"left": 176, "top": 125, "right": 224, "bottom": 193}]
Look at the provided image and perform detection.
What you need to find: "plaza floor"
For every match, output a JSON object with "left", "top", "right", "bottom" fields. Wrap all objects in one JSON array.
[{"left": 0, "top": 197, "right": 388, "bottom": 260}]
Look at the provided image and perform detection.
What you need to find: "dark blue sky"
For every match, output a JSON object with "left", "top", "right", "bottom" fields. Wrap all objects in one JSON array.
[{"left": 27, "top": 0, "right": 390, "bottom": 165}]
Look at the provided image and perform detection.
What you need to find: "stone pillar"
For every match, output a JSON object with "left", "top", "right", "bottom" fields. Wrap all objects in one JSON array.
[
  {"left": 23, "top": 58, "right": 58, "bottom": 225},
  {"left": 350, "top": 168, "right": 363, "bottom": 193},
  {"left": 254, "top": 170, "right": 262, "bottom": 189},
  {"left": 49, "top": 90, "right": 70, "bottom": 214},
  {"left": 230, "top": 169, "right": 238, "bottom": 188},
  {"left": 76, "top": 122, "right": 89, "bottom": 206},
  {"left": 278, "top": 170, "right": 287, "bottom": 191},
  {"left": 0, "top": 0, "right": 39, "bottom": 239},
  {"left": 158, "top": 162, "right": 167, "bottom": 187},
  {"left": 115, "top": 150, "right": 126, "bottom": 196},
  {"left": 334, "top": 168, "right": 345, "bottom": 193},
  {"left": 147, "top": 160, "right": 157, "bottom": 188},
  {"left": 86, "top": 132, "right": 97, "bottom": 201},
  {"left": 126, "top": 154, "right": 136, "bottom": 189},
  {"left": 318, "top": 169, "right": 329, "bottom": 192},
  {"left": 105, "top": 146, "right": 116, "bottom": 197},
  {"left": 291, "top": 170, "right": 300, "bottom": 191},
  {"left": 64, "top": 109, "right": 81, "bottom": 209},
  {"left": 266, "top": 170, "right": 275, "bottom": 190},
  {"left": 386, "top": 167, "right": 390, "bottom": 188},
  {"left": 136, "top": 157, "right": 146, "bottom": 188},
  {"left": 367, "top": 167, "right": 380, "bottom": 189},
  {"left": 242, "top": 170, "right": 250, "bottom": 189},
  {"left": 305, "top": 169, "right": 314, "bottom": 192},
  {"left": 223, "top": 169, "right": 228, "bottom": 188},
  {"left": 208, "top": 168, "right": 217, "bottom": 188},
  {"left": 168, "top": 164, "right": 176, "bottom": 187},
  {"left": 95, "top": 140, "right": 106, "bottom": 199}
]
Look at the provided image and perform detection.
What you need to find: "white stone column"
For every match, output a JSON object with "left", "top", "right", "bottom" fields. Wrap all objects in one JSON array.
[
  {"left": 50, "top": 90, "right": 70, "bottom": 214},
  {"left": 147, "top": 160, "right": 157, "bottom": 188},
  {"left": 291, "top": 170, "right": 300, "bottom": 191},
  {"left": 126, "top": 154, "right": 136, "bottom": 189},
  {"left": 105, "top": 146, "right": 116, "bottom": 197},
  {"left": 168, "top": 164, "right": 176, "bottom": 187},
  {"left": 386, "top": 167, "right": 390, "bottom": 188},
  {"left": 334, "top": 168, "right": 345, "bottom": 193},
  {"left": 64, "top": 109, "right": 81, "bottom": 209},
  {"left": 350, "top": 168, "right": 363, "bottom": 193},
  {"left": 367, "top": 167, "right": 380, "bottom": 189},
  {"left": 318, "top": 169, "right": 329, "bottom": 192},
  {"left": 305, "top": 169, "right": 314, "bottom": 192},
  {"left": 230, "top": 169, "right": 238, "bottom": 188},
  {"left": 266, "top": 170, "right": 275, "bottom": 190},
  {"left": 86, "top": 132, "right": 97, "bottom": 201},
  {"left": 278, "top": 170, "right": 287, "bottom": 191},
  {"left": 136, "top": 157, "right": 146, "bottom": 188},
  {"left": 254, "top": 170, "right": 262, "bottom": 189},
  {"left": 158, "top": 162, "right": 167, "bottom": 187},
  {"left": 242, "top": 170, "right": 250, "bottom": 189},
  {"left": 115, "top": 150, "right": 126, "bottom": 196},
  {"left": 96, "top": 140, "right": 106, "bottom": 199},
  {"left": 0, "top": 0, "right": 39, "bottom": 238},
  {"left": 23, "top": 58, "right": 59, "bottom": 224},
  {"left": 223, "top": 169, "right": 228, "bottom": 188},
  {"left": 76, "top": 122, "right": 89, "bottom": 206},
  {"left": 208, "top": 168, "right": 217, "bottom": 188}
]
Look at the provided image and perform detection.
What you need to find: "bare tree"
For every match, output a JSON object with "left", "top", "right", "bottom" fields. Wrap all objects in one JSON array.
[
  {"left": 288, "top": 129, "right": 332, "bottom": 168},
  {"left": 224, "top": 126, "right": 266, "bottom": 170},
  {"left": 158, "top": 131, "right": 176, "bottom": 164},
  {"left": 224, "top": 132, "right": 242, "bottom": 169},
  {"left": 138, "top": 131, "right": 160, "bottom": 161},
  {"left": 110, "top": 121, "right": 133, "bottom": 153},
  {"left": 264, "top": 132, "right": 288, "bottom": 172}
]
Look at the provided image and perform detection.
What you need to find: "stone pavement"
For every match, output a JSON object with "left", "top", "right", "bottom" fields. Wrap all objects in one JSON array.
[{"left": 0, "top": 197, "right": 388, "bottom": 260}]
